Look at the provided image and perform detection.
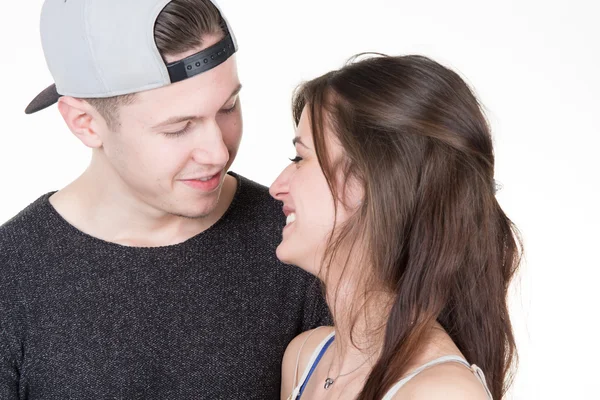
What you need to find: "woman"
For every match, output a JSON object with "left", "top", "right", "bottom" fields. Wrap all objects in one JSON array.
[{"left": 270, "top": 54, "right": 521, "bottom": 400}]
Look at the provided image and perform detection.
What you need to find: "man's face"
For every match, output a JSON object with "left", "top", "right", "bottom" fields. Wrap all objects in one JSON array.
[{"left": 96, "top": 37, "right": 242, "bottom": 218}]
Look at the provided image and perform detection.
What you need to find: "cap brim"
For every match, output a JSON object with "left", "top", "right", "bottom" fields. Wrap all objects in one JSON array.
[{"left": 25, "top": 84, "right": 60, "bottom": 114}]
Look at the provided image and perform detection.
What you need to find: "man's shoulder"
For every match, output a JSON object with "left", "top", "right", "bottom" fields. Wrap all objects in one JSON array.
[
  {"left": 230, "top": 172, "right": 284, "bottom": 224},
  {"left": 1, "top": 193, "right": 53, "bottom": 238},
  {"left": 0, "top": 192, "right": 56, "bottom": 266},
  {"left": 234, "top": 173, "right": 278, "bottom": 206}
]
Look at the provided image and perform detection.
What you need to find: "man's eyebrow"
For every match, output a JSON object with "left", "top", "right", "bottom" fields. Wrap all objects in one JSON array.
[
  {"left": 151, "top": 84, "right": 242, "bottom": 128},
  {"left": 226, "top": 84, "right": 243, "bottom": 104}
]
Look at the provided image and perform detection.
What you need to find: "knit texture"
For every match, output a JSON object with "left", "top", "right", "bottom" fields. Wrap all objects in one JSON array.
[{"left": 0, "top": 172, "right": 332, "bottom": 399}]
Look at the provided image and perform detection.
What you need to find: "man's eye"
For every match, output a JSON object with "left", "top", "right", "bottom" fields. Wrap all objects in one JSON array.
[
  {"left": 220, "top": 102, "right": 238, "bottom": 114},
  {"left": 163, "top": 122, "right": 191, "bottom": 137}
]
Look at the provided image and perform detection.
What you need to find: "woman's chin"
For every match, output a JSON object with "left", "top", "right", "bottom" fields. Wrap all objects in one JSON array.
[
  {"left": 275, "top": 242, "right": 294, "bottom": 265},
  {"left": 276, "top": 245, "right": 319, "bottom": 278}
]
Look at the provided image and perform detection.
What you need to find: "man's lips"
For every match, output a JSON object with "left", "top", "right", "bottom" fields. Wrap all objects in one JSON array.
[{"left": 180, "top": 172, "right": 222, "bottom": 191}]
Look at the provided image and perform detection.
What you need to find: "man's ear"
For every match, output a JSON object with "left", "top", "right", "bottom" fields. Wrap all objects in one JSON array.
[{"left": 57, "top": 96, "right": 107, "bottom": 148}]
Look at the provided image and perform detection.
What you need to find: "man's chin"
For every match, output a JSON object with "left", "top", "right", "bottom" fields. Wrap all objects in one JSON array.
[
  {"left": 174, "top": 191, "right": 223, "bottom": 219},
  {"left": 170, "top": 211, "right": 208, "bottom": 220},
  {"left": 172, "top": 200, "right": 220, "bottom": 220}
]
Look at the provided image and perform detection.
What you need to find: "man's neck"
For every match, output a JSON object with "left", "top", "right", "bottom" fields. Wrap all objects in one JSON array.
[{"left": 48, "top": 166, "right": 237, "bottom": 247}]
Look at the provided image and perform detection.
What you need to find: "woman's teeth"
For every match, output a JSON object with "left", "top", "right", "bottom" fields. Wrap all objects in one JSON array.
[{"left": 286, "top": 213, "right": 296, "bottom": 225}]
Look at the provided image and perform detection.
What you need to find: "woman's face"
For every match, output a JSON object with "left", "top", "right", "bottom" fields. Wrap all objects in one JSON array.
[{"left": 269, "top": 108, "right": 359, "bottom": 276}]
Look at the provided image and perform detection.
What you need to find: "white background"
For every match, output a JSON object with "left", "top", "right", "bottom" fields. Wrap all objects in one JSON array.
[{"left": 1, "top": 0, "right": 599, "bottom": 398}]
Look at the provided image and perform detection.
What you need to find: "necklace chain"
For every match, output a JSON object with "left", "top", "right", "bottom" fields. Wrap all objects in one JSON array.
[{"left": 324, "top": 355, "right": 369, "bottom": 390}]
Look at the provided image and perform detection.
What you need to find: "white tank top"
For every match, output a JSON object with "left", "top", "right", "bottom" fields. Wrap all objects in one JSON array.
[{"left": 289, "top": 331, "right": 493, "bottom": 400}]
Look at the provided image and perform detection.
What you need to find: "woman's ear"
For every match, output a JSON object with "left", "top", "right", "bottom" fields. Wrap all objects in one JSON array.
[{"left": 341, "top": 175, "right": 365, "bottom": 212}]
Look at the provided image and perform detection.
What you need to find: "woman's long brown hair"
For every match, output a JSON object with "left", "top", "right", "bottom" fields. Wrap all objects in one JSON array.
[{"left": 292, "top": 55, "right": 521, "bottom": 400}]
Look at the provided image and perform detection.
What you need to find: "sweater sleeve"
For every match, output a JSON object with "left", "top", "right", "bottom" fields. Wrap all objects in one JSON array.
[
  {"left": 0, "top": 242, "right": 23, "bottom": 400},
  {"left": 0, "top": 331, "right": 20, "bottom": 399},
  {"left": 300, "top": 277, "right": 333, "bottom": 331},
  {"left": 0, "top": 292, "right": 21, "bottom": 399}
]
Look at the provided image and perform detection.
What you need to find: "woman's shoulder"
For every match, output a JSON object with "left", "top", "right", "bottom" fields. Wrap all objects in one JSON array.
[
  {"left": 390, "top": 360, "right": 491, "bottom": 400},
  {"left": 282, "top": 326, "right": 335, "bottom": 375},
  {"left": 281, "top": 326, "right": 335, "bottom": 398}
]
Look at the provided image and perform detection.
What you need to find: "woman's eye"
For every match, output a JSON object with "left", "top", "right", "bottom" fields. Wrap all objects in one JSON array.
[{"left": 289, "top": 156, "right": 303, "bottom": 163}]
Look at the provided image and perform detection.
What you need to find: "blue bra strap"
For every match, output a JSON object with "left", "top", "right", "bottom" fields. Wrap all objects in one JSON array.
[{"left": 296, "top": 336, "right": 335, "bottom": 399}]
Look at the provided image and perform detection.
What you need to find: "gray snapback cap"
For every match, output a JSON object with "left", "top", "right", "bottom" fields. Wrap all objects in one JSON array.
[{"left": 25, "top": 0, "right": 237, "bottom": 114}]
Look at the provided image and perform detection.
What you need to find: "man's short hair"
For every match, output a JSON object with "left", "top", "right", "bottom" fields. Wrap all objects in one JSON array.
[{"left": 84, "top": 0, "right": 226, "bottom": 130}]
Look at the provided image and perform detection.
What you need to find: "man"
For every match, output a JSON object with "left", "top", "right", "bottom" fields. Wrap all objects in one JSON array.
[{"left": 0, "top": 0, "right": 331, "bottom": 398}]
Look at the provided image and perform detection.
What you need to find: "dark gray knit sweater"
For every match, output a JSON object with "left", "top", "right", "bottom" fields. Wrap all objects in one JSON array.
[{"left": 0, "top": 173, "right": 332, "bottom": 399}]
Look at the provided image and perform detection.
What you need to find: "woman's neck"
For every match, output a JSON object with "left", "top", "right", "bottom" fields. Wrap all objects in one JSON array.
[
  {"left": 325, "top": 282, "right": 393, "bottom": 375},
  {"left": 324, "top": 280, "right": 462, "bottom": 379}
]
